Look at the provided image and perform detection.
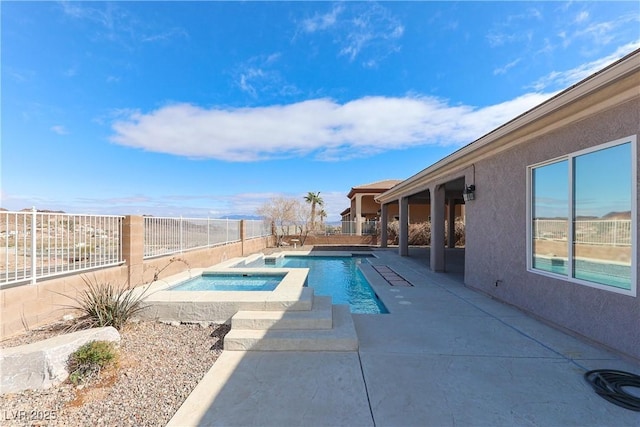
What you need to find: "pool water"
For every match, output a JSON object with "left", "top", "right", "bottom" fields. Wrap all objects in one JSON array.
[
  {"left": 170, "top": 273, "right": 284, "bottom": 291},
  {"left": 248, "top": 255, "right": 388, "bottom": 314},
  {"left": 533, "top": 257, "right": 631, "bottom": 290}
]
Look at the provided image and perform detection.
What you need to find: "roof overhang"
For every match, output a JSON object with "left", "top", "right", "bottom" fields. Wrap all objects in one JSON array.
[{"left": 347, "top": 180, "right": 402, "bottom": 199}]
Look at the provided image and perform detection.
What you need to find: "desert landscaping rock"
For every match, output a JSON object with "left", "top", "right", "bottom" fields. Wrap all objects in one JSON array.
[
  {"left": 0, "top": 321, "right": 229, "bottom": 426},
  {"left": 1, "top": 327, "right": 121, "bottom": 394}
]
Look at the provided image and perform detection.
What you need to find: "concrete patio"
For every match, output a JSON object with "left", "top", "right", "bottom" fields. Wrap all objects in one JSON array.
[{"left": 168, "top": 248, "right": 640, "bottom": 426}]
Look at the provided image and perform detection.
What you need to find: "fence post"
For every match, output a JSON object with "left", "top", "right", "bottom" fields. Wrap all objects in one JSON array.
[
  {"left": 31, "top": 207, "right": 37, "bottom": 285},
  {"left": 122, "top": 215, "right": 144, "bottom": 286},
  {"left": 240, "top": 220, "right": 246, "bottom": 256},
  {"left": 179, "top": 216, "right": 184, "bottom": 253}
]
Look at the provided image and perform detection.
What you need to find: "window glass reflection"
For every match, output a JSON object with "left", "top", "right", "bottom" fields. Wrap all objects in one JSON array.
[
  {"left": 573, "top": 142, "right": 632, "bottom": 290},
  {"left": 532, "top": 160, "right": 568, "bottom": 275}
]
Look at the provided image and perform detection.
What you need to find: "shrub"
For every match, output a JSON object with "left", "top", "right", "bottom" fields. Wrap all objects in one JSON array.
[
  {"left": 382, "top": 219, "right": 466, "bottom": 247},
  {"left": 409, "top": 222, "right": 431, "bottom": 245},
  {"left": 386, "top": 220, "right": 400, "bottom": 245},
  {"left": 67, "top": 340, "right": 118, "bottom": 386},
  {"left": 62, "top": 275, "right": 150, "bottom": 331},
  {"left": 454, "top": 218, "right": 466, "bottom": 246}
]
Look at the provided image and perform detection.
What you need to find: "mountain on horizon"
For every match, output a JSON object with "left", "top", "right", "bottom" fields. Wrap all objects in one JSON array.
[{"left": 219, "top": 214, "right": 264, "bottom": 221}]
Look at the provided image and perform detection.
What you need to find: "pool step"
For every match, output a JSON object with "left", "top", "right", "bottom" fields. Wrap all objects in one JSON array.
[
  {"left": 232, "top": 296, "right": 333, "bottom": 330},
  {"left": 263, "top": 287, "right": 314, "bottom": 312},
  {"left": 224, "top": 305, "right": 358, "bottom": 351}
]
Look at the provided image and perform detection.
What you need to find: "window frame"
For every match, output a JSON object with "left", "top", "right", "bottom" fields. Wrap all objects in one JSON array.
[{"left": 526, "top": 135, "right": 637, "bottom": 297}]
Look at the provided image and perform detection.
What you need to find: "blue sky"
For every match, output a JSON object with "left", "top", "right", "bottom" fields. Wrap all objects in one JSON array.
[{"left": 2, "top": 1, "right": 639, "bottom": 220}]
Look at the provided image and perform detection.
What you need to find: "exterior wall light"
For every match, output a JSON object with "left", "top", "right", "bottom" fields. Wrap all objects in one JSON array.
[{"left": 463, "top": 185, "right": 476, "bottom": 202}]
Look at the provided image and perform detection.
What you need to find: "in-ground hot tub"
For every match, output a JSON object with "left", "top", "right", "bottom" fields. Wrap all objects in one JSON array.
[
  {"left": 169, "top": 272, "right": 287, "bottom": 292},
  {"left": 136, "top": 267, "right": 311, "bottom": 324}
]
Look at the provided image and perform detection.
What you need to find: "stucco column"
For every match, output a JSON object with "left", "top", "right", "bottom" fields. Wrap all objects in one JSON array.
[
  {"left": 447, "top": 198, "right": 456, "bottom": 248},
  {"left": 399, "top": 197, "right": 409, "bottom": 256},
  {"left": 430, "top": 185, "right": 446, "bottom": 271},
  {"left": 122, "top": 215, "right": 144, "bottom": 286},
  {"left": 380, "top": 203, "right": 388, "bottom": 248},
  {"left": 355, "top": 194, "right": 363, "bottom": 236}
]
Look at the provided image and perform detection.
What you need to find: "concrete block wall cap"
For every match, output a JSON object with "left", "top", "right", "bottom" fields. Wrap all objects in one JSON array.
[
  {"left": 0, "top": 326, "right": 121, "bottom": 394},
  {"left": 1, "top": 326, "right": 120, "bottom": 355}
]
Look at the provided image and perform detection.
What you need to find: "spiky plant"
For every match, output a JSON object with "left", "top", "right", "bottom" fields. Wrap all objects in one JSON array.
[{"left": 61, "top": 275, "right": 150, "bottom": 331}]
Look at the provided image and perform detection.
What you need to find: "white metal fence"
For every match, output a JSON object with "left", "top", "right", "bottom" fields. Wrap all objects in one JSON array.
[
  {"left": 340, "top": 220, "right": 379, "bottom": 235},
  {"left": 533, "top": 219, "right": 632, "bottom": 246},
  {"left": 143, "top": 217, "right": 269, "bottom": 258},
  {"left": 245, "top": 219, "right": 271, "bottom": 239},
  {"left": 1, "top": 209, "right": 124, "bottom": 287}
]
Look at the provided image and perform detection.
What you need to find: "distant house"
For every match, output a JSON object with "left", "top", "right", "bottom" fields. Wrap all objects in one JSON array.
[
  {"left": 376, "top": 49, "right": 639, "bottom": 360},
  {"left": 342, "top": 179, "right": 465, "bottom": 236},
  {"left": 341, "top": 180, "right": 402, "bottom": 235}
]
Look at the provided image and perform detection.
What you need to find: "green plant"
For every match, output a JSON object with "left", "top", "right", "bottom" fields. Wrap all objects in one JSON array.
[
  {"left": 147, "top": 256, "right": 191, "bottom": 282},
  {"left": 67, "top": 340, "right": 118, "bottom": 386},
  {"left": 61, "top": 275, "right": 151, "bottom": 331}
]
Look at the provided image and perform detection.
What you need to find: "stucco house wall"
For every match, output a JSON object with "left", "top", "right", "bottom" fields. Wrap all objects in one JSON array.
[
  {"left": 408, "top": 205, "right": 430, "bottom": 223},
  {"left": 464, "top": 97, "right": 639, "bottom": 359},
  {"left": 349, "top": 195, "right": 381, "bottom": 220}
]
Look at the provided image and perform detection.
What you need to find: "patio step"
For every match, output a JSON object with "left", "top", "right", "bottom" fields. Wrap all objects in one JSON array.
[
  {"left": 224, "top": 305, "right": 358, "bottom": 351},
  {"left": 232, "top": 296, "right": 333, "bottom": 330}
]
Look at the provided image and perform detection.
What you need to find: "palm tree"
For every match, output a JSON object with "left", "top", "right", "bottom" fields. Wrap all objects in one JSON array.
[
  {"left": 304, "top": 192, "right": 324, "bottom": 231},
  {"left": 318, "top": 209, "right": 327, "bottom": 230}
]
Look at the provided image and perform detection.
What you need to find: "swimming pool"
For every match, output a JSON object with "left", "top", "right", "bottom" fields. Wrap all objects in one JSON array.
[
  {"left": 169, "top": 272, "right": 285, "bottom": 291},
  {"left": 244, "top": 255, "right": 388, "bottom": 314}
]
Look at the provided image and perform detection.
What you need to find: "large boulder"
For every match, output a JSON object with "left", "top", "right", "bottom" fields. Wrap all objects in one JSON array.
[{"left": 0, "top": 326, "right": 120, "bottom": 394}]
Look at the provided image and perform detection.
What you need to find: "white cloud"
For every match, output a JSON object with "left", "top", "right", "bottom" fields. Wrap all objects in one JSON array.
[
  {"left": 51, "top": 125, "right": 69, "bottom": 135},
  {"left": 141, "top": 27, "right": 189, "bottom": 43},
  {"left": 64, "top": 66, "right": 78, "bottom": 77},
  {"left": 530, "top": 42, "right": 640, "bottom": 90},
  {"left": 552, "top": 10, "right": 639, "bottom": 52},
  {"left": 110, "top": 91, "right": 554, "bottom": 163},
  {"left": 493, "top": 58, "right": 522, "bottom": 75},
  {"left": 238, "top": 68, "right": 266, "bottom": 97},
  {"left": 575, "top": 11, "right": 589, "bottom": 24},
  {"left": 59, "top": 1, "right": 187, "bottom": 46},
  {"left": 339, "top": 5, "right": 404, "bottom": 63},
  {"left": 301, "top": 5, "right": 344, "bottom": 33},
  {"left": 298, "top": 3, "right": 403, "bottom": 66},
  {"left": 486, "top": 8, "right": 542, "bottom": 48},
  {"left": 233, "top": 54, "right": 299, "bottom": 98}
]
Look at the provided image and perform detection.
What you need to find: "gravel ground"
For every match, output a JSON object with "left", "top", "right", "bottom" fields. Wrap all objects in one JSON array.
[{"left": 0, "top": 321, "right": 230, "bottom": 426}]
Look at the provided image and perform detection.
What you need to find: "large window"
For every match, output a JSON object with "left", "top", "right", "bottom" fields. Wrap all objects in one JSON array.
[{"left": 528, "top": 136, "right": 637, "bottom": 295}]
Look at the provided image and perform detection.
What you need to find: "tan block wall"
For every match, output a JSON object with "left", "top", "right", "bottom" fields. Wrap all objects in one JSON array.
[
  {"left": 123, "top": 215, "right": 145, "bottom": 286},
  {"left": 302, "top": 235, "right": 378, "bottom": 246},
  {"left": 243, "top": 236, "right": 274, "bottom": 255},
  {"left": 1, "top": 265, "right": 128, "bottom": 339},
  {"left": 1, "top": 218, "right": 272, "bottom": 340}
]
